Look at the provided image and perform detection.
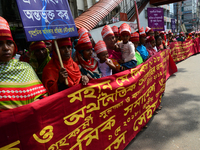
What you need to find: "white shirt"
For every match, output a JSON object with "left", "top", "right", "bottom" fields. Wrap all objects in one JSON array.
[
  {"left": 98, "top": 59, "right": 112, "bottom": 77},
  {"left": 118, "top": 41, "right": 136, "bottom": 62}
]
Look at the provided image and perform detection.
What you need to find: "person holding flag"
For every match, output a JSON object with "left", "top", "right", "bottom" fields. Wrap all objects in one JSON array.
[{"left": 42, "top": 37, "right": 88, "bottom": 95}]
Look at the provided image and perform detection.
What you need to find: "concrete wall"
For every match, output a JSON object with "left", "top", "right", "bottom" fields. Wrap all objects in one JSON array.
[{"left": 76, "top": 0, "right": 84, "bottom": 11}]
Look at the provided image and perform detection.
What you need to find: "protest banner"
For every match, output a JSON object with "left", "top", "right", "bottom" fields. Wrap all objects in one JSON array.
[
  {"left": 147, "top": 8, "right": 164, "bottom": 31},
  {"left": 1, "top": 37, "right": 200, "bottom": 149},
  {"left": 0, "top": 49, "right": 177, "bottom": 150},
  {"left": 169, "top": 39, "right": 198, "bottom": 62},
  {"left": 16, "top": 0, "right": 78, "bottom": 42}
]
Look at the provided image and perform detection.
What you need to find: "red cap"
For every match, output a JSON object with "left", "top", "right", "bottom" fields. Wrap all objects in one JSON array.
[
  {"left": 0, "top": 16, "right": 18, "bottom": 55},
  {"left": 76, "top": 32, "right": 92, "bottom": 51},
  {"left": 94, "top": 40, "right": 107, "bottom": 54},
  {"left": 111, "top": 26, "right": 118, "bottom": 33},
  {"left": 119, "top": 23, "right": 131, "bottom": 35},
  {"left": 101, "top": 25, "right": 114, "bottom": 39},
  {"left": 30, "top": 41, "right": 46, "bottom": 51},
  {"left": 146, "top": 36, "right": 155, "bottom": 43},
  {"left": 130, "top": 32, "right": 139, "bottom": 42},
  {"left": 139, "top": 27, "right": 146, "bottom": 37},
  {"left": 145, "top": 27, "right": 151, "bottom": 33},
  {"left": 160, "top": 31, "right": 164, "bottom": 35}
]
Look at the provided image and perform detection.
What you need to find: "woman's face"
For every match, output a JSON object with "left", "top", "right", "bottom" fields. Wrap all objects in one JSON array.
[
  {"left": 133, "top": 41, "right": 139, "bottom": 48},
  {"left": 140, "top": 36, "right": 146, "bottom": 45},
  {"left": 121, "top": 34, "right": 130, "bottom": 44},
  {"left": 97, "top": 51, "right": 109, "bottom": 62},
  {"left": 59, "top": 45, "right": 72, "bottom": 61},
  {"left": 150, "top": 40, "right": 156, "bottom": 47},
  {"left": 45, "top": 41, "right": 52, "bottom": 52},
  {"left": 34, "top": 48, "right": 48, "bottom": 61},
  {"left": 156, "top": 37, "right": 162, "bottom": 46},
  {"left": 148, "top": 32, "right": 154, "bottom": 37},
  {"left": 104, "top": 35, "right": 116, "bottom": 49},
  {"left": 0, "top": 40, "right": 15, "bottom": 62},
  {"left": 83, "top": 48, "right": 93, "bottom": 60}
]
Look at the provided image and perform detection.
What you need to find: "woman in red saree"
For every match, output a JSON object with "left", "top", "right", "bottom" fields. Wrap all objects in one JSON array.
[{"left": 42, "top": 38, "right": 86, "bottom": 95}]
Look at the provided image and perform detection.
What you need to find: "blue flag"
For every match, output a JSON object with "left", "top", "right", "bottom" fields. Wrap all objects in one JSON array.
[{"left": 16, "top": 0, "right": 78, "bottom": 41}]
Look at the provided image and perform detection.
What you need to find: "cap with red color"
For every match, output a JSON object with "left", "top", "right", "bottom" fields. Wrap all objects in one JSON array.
[
  {"left": 76, "top": 32, "right": 92, "bottom": 51},
  {"left": 145, "top": 26, "right": 151, "bottom": 33},
  {"left": 130, "top": 32, "right": 139, "bottom": 42},
  {"left": 119, "top": 23, "right": 131, "bottom": 35},
  {"left": 94, "top": 40, "right": 107, "bottom": 54},
  {"left": 139, "top": 27, "right": 146, "bottom": 37},
  {"left": 30, "top": 41, "right": 46, "bottom": 51},
  {"left": 78, "top": 27, "right": 88, "bottom": 39},
  {"left": 160, "top": 31, "right": 164, "bottom": 35},
  {"left": 146, "top": 36, "right": 155, "bottom": 43},
  {"left": 0, "top": 16, "right": 18, "bottom": 55},
  {"left": 101, "top": 25, "right": 114, "bottom": 39},
  {"left": 111, "top": 26, "right": 118, "bottom": 33}
]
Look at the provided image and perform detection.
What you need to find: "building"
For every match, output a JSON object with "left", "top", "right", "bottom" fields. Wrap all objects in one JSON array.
[{"left": 179, "top": 0, "right": 198, "bottom": 32}]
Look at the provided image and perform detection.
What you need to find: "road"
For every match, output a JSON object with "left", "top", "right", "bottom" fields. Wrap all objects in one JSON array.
[{"left": 125, "top": 53, "right": 200, "bottom": 150}]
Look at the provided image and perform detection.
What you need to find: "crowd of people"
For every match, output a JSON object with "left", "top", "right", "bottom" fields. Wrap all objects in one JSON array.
[{"left": 1, "top": 15, "right": 200, "bottom": 112}]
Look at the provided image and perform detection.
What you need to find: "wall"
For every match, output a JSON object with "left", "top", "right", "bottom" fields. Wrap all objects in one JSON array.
[{"left": 76, "top": 0, "right": 84, "bottom": 11}]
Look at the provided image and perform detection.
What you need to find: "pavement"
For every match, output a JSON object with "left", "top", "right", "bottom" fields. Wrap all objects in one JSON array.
[{"left": 124, "top": 53, "right": 200, "bottom": 150}]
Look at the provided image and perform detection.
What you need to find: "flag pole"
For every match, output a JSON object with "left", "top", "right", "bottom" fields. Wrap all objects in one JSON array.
[
  {"left": 134, "top": 1, "right": 141, "bottom": 30},
  {"left": 54, "top": 39, "right": 69, "bottom": 85}
]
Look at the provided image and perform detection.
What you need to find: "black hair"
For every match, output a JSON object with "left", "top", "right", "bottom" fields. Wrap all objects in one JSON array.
[{"left": 155, "top": 35, "right": 161, "bottom": 41}]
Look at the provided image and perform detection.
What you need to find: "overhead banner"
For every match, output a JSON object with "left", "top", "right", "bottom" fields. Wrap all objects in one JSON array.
[
  {"left": 16, "top": 0, "right": 78, "bottom": 41},
  {"left": 0, "top": 49, "right": 177, "bottom": 150},
  {"left": 147, "top": 8, "right": 164, "bottom": 31}
]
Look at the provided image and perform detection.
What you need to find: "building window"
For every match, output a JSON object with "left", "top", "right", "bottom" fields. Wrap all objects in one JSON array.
[{"left": 78, "top": 10, "right": 83, "bottom": 16}]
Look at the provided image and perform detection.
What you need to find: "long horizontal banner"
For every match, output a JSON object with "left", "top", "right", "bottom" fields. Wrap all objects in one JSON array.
[
  {"left": 169, "top": 38, "right": 200, "bottom": 62},
  {"left": 0, "top": 49, "right": 177, "bottom": 150}
]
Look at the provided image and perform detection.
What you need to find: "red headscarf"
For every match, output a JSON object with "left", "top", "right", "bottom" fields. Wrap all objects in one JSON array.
[
  {"left": 145, "top": 36, "right": 157, "bottom": 56},
  {"left": 30, "top": 41, "right": 46, "bottom": 51},
  {"left": 42, "top": 38, "right": 81, "bottom": 95}
]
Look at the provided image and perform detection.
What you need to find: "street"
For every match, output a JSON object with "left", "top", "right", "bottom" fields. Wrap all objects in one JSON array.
[{"left": 125, "top": 53, "right": 200, "bottom": 150}]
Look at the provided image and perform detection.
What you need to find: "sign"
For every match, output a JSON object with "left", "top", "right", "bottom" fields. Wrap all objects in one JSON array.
[
  {"left": 0, "top": 49, "right": 178, "bottom": 150},
  {"left": 120, "top": 12, "right": 128, "bottom": 21},
  {"left": 184, "top": 6, "right": 192, "bottom": 11},
  {"left": 16, "top": 0, "right": 78, "bottom": 41},
  {"left": 171, "top": 19, "right": 176, "bottom": 33},
  {"left": 147, "top": 8, "right": 164, "bottom": 31},
  {"left": 129, "top": 23, "right": 137, "bottom": 33}
]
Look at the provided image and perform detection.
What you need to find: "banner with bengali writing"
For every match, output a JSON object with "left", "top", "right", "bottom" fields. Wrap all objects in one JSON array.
[
  {"left": 0, "top": 49, "right": 177, "bottom": 150},
  {"left": 169, "top": 38, "right": 200, "bottom": 62},
  {"left": 147, "top": 8, "right": 164, "bottom": 31},
  {"left": 16, "top": 0, "right": 78, "bottom": 41}
]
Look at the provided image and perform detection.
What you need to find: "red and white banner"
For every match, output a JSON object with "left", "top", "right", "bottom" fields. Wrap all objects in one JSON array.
[{"left": 0, "top": 49, "right": 178, "bottom": 150}]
